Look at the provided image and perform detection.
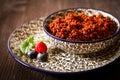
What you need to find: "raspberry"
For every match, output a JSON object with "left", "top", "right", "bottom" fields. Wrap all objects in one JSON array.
[{"left": 35, "top": 42, "right": 47, "bottom": 53}]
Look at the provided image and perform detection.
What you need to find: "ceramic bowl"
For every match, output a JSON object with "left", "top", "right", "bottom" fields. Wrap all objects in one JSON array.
[{"left": 43, "top": 8, "right": 120, "bottom": 54}]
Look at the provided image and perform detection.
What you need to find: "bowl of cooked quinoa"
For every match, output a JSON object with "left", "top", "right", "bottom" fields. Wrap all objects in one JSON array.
[{"left": 43, "top": 8, "right": 120, "bottom": 54}]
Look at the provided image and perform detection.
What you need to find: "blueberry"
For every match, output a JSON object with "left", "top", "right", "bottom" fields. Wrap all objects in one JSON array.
[
  {"left": 37, "top": 52, "right": 48, "bottom": 62},
  {"left": 27, "top": 50, "right": 37, "bottom": 59}
]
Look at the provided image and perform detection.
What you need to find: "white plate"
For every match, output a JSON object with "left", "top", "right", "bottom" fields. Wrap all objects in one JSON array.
[{"left": 8, "top": 18, "right": 120, "bottom": 73}]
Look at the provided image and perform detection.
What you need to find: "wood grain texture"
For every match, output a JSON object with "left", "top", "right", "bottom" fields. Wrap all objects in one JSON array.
[{"left": 0, "top": 0, "right": 120, "bottom": 80}]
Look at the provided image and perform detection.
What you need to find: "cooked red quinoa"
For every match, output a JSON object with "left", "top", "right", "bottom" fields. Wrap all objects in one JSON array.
[{"left": 47, "top": 12, "right": 117, "bottom": 41}]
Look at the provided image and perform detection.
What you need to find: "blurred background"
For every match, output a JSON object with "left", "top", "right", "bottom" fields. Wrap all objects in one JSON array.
[
  {"left": 0, "top": 0, "right": 120, "bottom": 80},
  {"left": 0, "top": 0, "right": 120, "bottom": 34}
]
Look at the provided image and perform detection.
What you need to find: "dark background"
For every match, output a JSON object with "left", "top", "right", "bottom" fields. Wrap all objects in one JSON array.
[{"left": 0, "top": 0, "right": 120, "bottom": 80}]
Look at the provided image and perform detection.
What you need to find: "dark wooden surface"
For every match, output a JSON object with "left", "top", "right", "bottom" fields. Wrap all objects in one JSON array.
[{"left": 0, "top": 0, "right": 120, "bottom": 80}]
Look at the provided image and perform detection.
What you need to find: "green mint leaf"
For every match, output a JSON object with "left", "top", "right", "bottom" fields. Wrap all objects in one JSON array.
[{"left": 20, "top": 36, "right": 34, "bottom": 54}]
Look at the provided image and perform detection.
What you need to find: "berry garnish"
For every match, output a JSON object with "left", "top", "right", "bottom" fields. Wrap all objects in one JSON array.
[
  {"left": 35, "top": 42, "right": 47, "bottom": 53},
  {"left": 27, "top": 50, "right": 37, "bottom": 59},
  {"left": 20, "top": 35, "right": 49, "bottom": 61},
  {"left": 37, "top": 52, "right": 48, "bottom": 62}
]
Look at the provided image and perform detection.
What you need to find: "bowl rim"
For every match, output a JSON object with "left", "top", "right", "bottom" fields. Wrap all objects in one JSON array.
[{"left": 43, "top": 8, "right": 120, "bottom": 43}]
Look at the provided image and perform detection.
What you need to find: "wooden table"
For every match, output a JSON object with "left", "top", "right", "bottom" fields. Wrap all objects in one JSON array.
[{"left": 0, "top": 0, "right": 120, "bottom": 80}]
